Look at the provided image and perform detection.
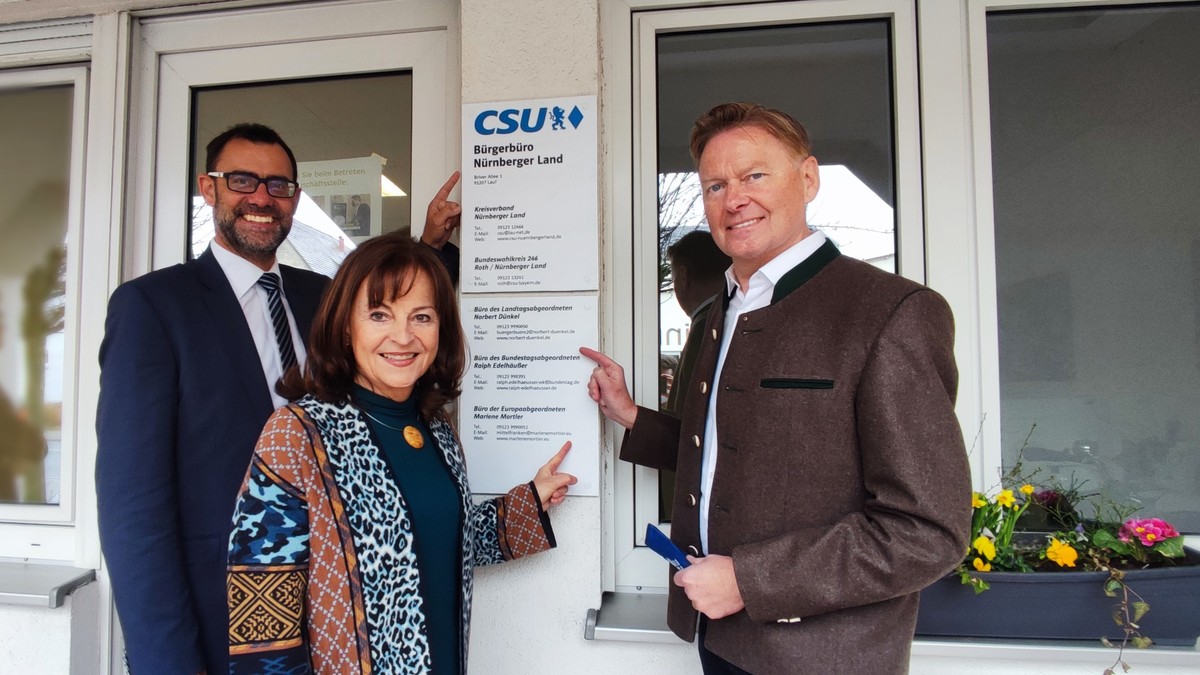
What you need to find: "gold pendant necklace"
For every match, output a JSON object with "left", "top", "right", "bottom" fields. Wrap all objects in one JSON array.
[{"left": 361, "top": 409, "right": 425, "bottom": 449}]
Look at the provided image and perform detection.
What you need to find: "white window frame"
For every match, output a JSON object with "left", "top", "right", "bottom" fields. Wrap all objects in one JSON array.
[
  {"left": 607, "top": 0, "right": 926, "bottom": 592},
  {"left": 0, "top": 14, "right": 126, "bottom": 567},
  {"left": 0, "top": 63, "right": 87, "bottom": 529},
  {"left": 0, "top": 54, "right": 101, "bottom": 561},
  {"left": 107, "top": 3, "right": 458, "bottom": 671}
]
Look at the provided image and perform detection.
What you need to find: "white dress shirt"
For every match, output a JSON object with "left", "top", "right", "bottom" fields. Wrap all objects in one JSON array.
[
  {"left": 210, "top": 242, "right": 307, "bottom": 409},
  {"left": 699, "top": 231, "right": 828, "bottom": 553}
]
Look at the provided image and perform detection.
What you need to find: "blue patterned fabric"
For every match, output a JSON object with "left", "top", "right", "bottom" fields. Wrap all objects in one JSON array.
[
  {"left": 230, "top": 654, "right": 311, "bottom": 675},
  {"left": 229, "top": 459, "right": 309, "bottom": 565}
]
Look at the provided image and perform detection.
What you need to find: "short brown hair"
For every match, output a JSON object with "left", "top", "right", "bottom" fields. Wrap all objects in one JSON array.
[
  {"left": 667, "top": 230, "right": 731, "bottom": 279},
  {"left": 206, "top": 123, "right": 298, "bottom": 179},
  {"left": 689, "top": 102, "right": 813, "bottom": 165},
  {"left": 280, "top": 234, "right": 465, "bottom": 420}
]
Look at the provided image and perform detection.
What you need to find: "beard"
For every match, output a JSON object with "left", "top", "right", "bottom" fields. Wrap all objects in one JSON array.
[{"left": 212, "top": 199, "right": 292, "bottom": 264}]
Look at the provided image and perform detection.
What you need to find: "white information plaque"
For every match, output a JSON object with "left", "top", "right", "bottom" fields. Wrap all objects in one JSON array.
[
  {"left": 297, "top": 157, "right": 382, "bottom": 240},
  {"left": 461, "top": 95, "right": 598, "bottom": 292},
  {"left": 459, "top": 296, "right": 599, "bottom": 496}
]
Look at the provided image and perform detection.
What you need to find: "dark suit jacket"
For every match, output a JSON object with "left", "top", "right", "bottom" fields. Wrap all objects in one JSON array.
[
  {"left": 96, "top": 248, "right": 328, "bottom": 674},
  {"left": 664, "top": 296, "right": 715, "bottom": 415},
  {"left": 622, "top": 240, "right": 972, "bottom": 674}
]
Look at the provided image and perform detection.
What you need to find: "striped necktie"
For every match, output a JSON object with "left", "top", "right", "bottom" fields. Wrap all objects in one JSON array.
[{"left": 256, "top": 272, "right": 298, "bottom": 372}]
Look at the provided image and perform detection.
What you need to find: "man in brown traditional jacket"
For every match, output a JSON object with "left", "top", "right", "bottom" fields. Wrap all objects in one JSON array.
[{"left": 582, "top": 102, "right": 972, "bottom": 674}]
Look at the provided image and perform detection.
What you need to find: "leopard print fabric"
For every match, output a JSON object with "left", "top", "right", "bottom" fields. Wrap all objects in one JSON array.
[{"left": 302, "top": 398, "right": 438, "bottom": 673}]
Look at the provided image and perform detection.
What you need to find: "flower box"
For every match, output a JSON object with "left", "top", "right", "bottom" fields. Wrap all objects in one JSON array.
[{"left": 915, "top": 547, "right": 1200, "bottom": 646}]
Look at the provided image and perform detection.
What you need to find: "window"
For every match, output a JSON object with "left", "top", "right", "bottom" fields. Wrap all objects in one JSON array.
[
  {"left": 131, "top": 9, "right": 452, "bottom": 273},
  {"left": 619, "top": 0, "right": 922, "bottom": 591},
  {"left": 653, "top": 19, "right": 902, "bottom": 522},
  {"left": 986, "top": 3, "right": 1200, "bottom": 532},
  {"left": 186, "top": 71, "right": 412, "bottom": 263},
  {"left": 188, "top": 72, "right": 415, "bottom": 269},
  {"left": 0, "top": 18, "right": 126, "bottom": 569},
  {"left": 0, "top": 82, "right": 73, "bottom": 507},
  {"left": 0, "top": 65, "right": 90, "bottom": 546}
]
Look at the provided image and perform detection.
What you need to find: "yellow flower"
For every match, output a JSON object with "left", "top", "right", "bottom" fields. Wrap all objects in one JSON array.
[
  {"left": 996, "top": 489, "right": 1016, "bottom": 508},
  {"left": 973, "top": 535, "right": 996, "bottom": 561},
  {"left": 972, "top": 492, "right": 987, "bottom": 509},
  {"left": 1046, "top": 538, "right": 1078, "bottom": 568},
  {"left": 973, "top": 557, "right": 992, "bottom": 572},
  {"left": 1019, "top": 484, "right": 1035, "bottom": 496}
]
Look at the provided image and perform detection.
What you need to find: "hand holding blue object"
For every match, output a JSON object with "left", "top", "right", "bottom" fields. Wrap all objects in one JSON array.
[{"left": 645, "top": 523, "right": 691, "bottom": 569}]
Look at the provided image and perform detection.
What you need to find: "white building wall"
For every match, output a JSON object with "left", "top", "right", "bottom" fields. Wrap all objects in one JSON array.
[
  {"left": 0, "top": 602, "right": 71, "bottom": 673},
  {"left": 0, "top": 582, "right": 98, "bottom": 675}
]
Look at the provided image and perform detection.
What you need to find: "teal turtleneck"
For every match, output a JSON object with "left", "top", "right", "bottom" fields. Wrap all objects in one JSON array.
[{"left": 353, "top": 384, "right": 463, "bottom": 674}]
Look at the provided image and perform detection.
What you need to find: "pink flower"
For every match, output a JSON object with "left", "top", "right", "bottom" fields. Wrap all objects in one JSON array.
[
  {"left": 1119, "top": 518, "right": 1180, "bottom": 547},
  {"left": 1032, "top": 490, "right": 1062, "bottom": 505}
]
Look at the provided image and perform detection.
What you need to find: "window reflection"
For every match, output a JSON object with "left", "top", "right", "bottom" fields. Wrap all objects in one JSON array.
[
  {"left": 191, "top": 194, "right": 355, "bottom": 277},
  {"left": 0, "top": 84, "right": 72, "bottom": 505},
  {"left": 190, "top": 71, "right": 413, "bottom": 263},
  {"left": 989, "top": 5, "right": 1200, "bottom": 532},
  {"left": 655, "top": 20, "right": 897, "bottom": 521}
]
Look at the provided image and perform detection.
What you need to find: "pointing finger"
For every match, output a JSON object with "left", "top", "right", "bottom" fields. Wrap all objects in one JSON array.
[
  {"left": 579, "top": 346, "right": 616, "bottom": 369},
  {"left": 435, "top": 171, "right": 461, "bottom": 200},
  {"left": 545, "top": 440, "right": 572, "bottom": 472}
]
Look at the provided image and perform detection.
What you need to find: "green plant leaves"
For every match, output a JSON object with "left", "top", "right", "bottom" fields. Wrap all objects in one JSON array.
[
  {"left": 1155, "top": 537, "right": 1185, "bottom": 558},
  {"left": 1131, "top": 601, "right": 1150, "bottom": 623},
  {"left": 1093, "top": 529, "right": 1133, "bottom": 557}
]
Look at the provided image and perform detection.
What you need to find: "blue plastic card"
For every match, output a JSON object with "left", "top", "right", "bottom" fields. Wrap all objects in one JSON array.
[{"left": 645, "top": 523, "right": 691, "bottom": 569}]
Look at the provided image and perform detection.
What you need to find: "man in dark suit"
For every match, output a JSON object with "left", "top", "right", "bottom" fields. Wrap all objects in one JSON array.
[
  {"left": 583, "top": 103, "right": 971, "bottom": 674},
  {"left": 348, "top": 193, "right": 371, "bottom": 235},
  {"left": 664, "top": 230, "right": 731, "bottom": 416},
  {"left": 96, "top": 124, "right": 329, "bottom": 674},
  {"left": 660, "top": 231, "right": 730, "bottom": 516}
]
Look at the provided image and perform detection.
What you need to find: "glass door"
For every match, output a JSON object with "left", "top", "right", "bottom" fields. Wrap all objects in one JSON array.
[
  {"left": 619, "top": 0, "right": 922, "bottom": 591},
  {"left": 111, "top": 4, "right": 457, "bottom": 670},
  {"left": 129, "top": 1, "right": 456, "bottom": 275}
]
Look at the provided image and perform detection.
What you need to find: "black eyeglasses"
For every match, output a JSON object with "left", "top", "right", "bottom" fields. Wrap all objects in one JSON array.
[{"left": 207, "top": 171, "right": 299, "bottom": 198}]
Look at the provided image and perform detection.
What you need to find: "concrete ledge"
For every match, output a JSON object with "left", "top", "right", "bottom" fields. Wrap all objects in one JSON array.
[
  {"left": 585, "top": 590, "right": 1200, "bottom": 669},
  {"left": 585, "top": 591, "right": 680, "bottom": 643},
  {"left": 0, "top": 562, "right": 95, "bottom": 608}
]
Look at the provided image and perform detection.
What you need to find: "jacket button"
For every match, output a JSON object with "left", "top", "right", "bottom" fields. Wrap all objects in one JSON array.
[
  {"left": 687, "top": 545, "right": 700, "bottom": 556},
  {"left": 692, "top": 434, "right": 701, "bottom": 447},
  {"left": 741, "top": 315, "right": 748, "bottom": 322},
  {"left": 687, "top": 493, "right": 697, "bottom": 507},
  {"left": 711, "top": 328, "right": 718, "bottom": 340},
  {"left": 700, "top": 381, "right": 708, "bottom": 394}
]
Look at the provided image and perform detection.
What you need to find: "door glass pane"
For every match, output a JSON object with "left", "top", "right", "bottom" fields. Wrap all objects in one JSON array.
[
  {"left": 989, "top": 5, "right": 1200, "bottom": 532},
  {"left": 190, "top": 72, "right": 413, "bottom": 273},
  {"left": 654, "top": 20, "right": 896, "bottom": 521},
  {"left": 0, "top": 84, "right": 72, "bottom": 505}
]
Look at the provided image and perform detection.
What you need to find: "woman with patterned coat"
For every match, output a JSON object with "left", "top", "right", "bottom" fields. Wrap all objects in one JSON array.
[{"left": 226, "top": 235, "right": 576, "bottom": 674}]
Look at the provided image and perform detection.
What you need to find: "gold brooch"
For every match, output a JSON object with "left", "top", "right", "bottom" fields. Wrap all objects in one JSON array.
[{"left": 403, "top": 425, "right": 424, "bottom": 449}]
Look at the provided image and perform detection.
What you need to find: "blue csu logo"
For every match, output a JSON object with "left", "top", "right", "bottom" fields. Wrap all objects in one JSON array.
[{"left": 474, "top": 105, "right": 585, "bottom": 135}]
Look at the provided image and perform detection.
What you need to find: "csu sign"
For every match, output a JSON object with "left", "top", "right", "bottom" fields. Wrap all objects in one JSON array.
[
  {"left": 460, "top": 95, "right": 598, "bottom": 293},
  {"left": 473, "top": 104, "right": 585, "bottom": 135}
]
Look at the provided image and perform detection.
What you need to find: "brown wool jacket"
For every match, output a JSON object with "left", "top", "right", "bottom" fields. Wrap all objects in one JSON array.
[{"left": 622, "top": 240, "right": 972, "bottom": 675}]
